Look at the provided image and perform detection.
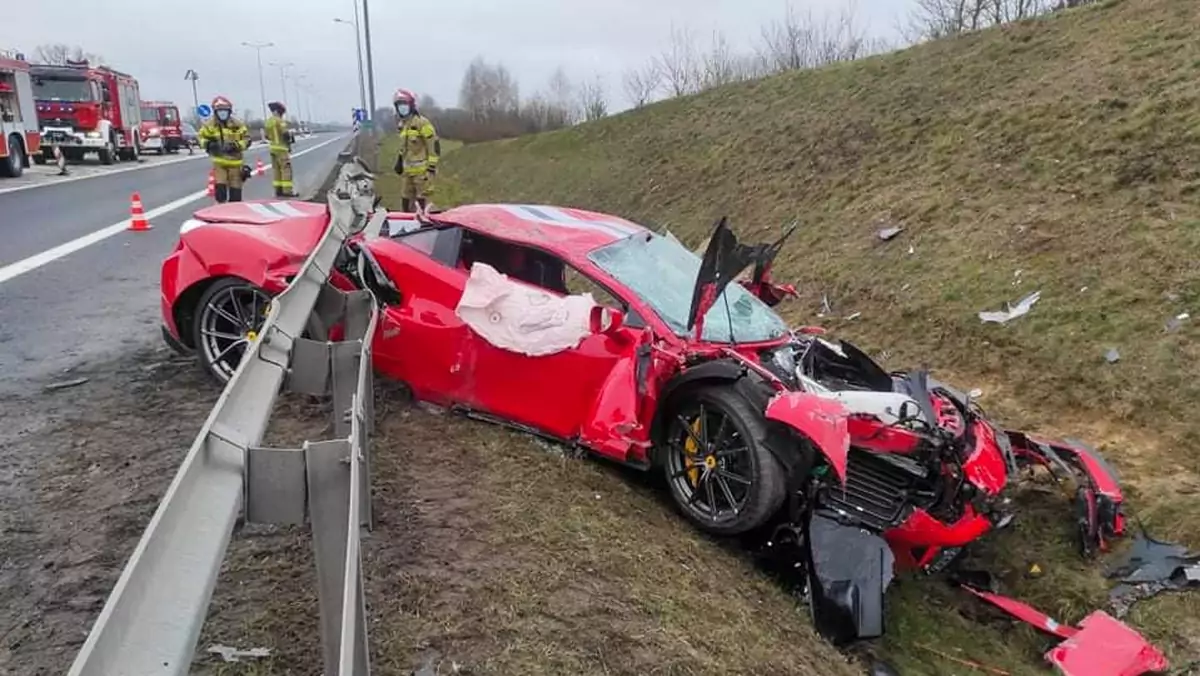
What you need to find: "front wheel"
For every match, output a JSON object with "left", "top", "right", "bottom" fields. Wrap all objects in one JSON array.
[
  {"left": 663, "top": 385, "right": 787, "bottom": 536},
  {"left": 1, "top": 136, "right": 24, "bottom": 177},
  {"left": 192, "top": 278, "right": 274, "bottom": 384}
]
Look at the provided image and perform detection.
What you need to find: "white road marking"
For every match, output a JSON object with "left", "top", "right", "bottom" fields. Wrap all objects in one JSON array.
[
  {"left": 0, "top": 134, "right": 349, "bottom": 285},
  {"left": 0, "top": 136, "right": 325, "bottom": 197}
]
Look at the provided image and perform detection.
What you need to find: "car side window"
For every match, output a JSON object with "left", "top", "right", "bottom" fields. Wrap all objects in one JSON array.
[
  {"left": 562, "top": 264, "right": 646, "bottom": 329},
  {"left": 393, "top": 226, "right": 462, "bottom": 268}
]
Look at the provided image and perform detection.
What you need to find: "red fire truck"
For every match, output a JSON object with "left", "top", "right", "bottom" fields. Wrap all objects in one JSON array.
[
  {"left": 0, "top": 50, "right": 41, "bottom": 178},
  {"left": 31, "top": 59, "right": 142, "bottom": 165},
  {"left": 139, "top": 100, "right": 184, "bottom": 154}
]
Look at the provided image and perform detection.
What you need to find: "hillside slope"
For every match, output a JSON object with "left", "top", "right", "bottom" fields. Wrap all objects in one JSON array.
[{"left": 429, "top": 0, "right": 1200, "bottom": 671}]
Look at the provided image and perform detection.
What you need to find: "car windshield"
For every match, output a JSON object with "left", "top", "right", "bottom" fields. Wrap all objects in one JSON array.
[
  {"left": 162, "top": 108, "right": 179, "bottom": 123},
  {"left": 588, "top": 231, "right": 790, "bottom": 343},
  {"left": 140, "top": 107, "right": 161, "bottom": 122},
  {"left": 33, "top": 77, "right": 91, "bottom": 102}
]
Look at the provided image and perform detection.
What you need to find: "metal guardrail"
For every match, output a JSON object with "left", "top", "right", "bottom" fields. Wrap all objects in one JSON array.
[{"left": 68, "top": 159, "right": 387, "bottom": 675}]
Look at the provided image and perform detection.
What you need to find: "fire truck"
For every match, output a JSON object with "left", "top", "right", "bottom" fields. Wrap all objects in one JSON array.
[
  {"left": 31, "top": 59, "right": 142, "bottom": 165},
  {"left": 0, "top": 50, "right": 40, "bottom": 178},
  {"left": 139, "top": 100, "right": 184, "bottom": 154}
]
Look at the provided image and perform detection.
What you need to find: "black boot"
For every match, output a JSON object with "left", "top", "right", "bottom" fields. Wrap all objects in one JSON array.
[
  {"left": 274, "top": 186, "right": 284, "bottom": 198},
  {"left": 214, "top": 184, "right": 228, "bottom": 203},
  {"left": 401, "top": 198, "right": 412, "bottom": 213},
  {"left": 229, "top": 187, "right": 243, "bottom": 203}
]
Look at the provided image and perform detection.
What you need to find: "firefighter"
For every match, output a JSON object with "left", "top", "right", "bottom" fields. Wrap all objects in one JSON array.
[
  {"left": 198, "top": 96, "right": 250, "bottom": 203},
  {"left": 391, "top": 89, "right": 440, "bottom": 212},
  {"left": 265, "top": 101, "right": 297, "bottom": 197}
]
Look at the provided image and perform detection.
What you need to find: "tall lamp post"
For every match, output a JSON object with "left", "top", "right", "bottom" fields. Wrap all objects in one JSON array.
[
  {"left": 183, "top": 69, "right": 200, "bottom": 119},
  {"left": 361, "top": 0, "right": 377, "bottom": 123},
  {"left": 269, "top": 61, "right": 295, "bottom": 109},
  {"left": 240, "top": 41, "right": 273, "bottom": 123},
  {"left": 333, "top": 14, "right": 367, "bottom": 120}
]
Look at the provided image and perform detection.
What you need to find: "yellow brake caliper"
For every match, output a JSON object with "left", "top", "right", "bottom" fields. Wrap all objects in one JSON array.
[{"left": 683, "top": 417, "right": 703, "bottom": 487}]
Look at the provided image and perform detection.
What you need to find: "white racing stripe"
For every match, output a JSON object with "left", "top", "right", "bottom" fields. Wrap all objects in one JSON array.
[
  {"left": 0, "top": 134, "right": 349, "bottom": 285},
  {"left": 0, "top": 136, "right": 324, "bottom": 198}
]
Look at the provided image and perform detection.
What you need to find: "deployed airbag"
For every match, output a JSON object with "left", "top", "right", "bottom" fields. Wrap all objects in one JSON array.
[{"left": 455, "top": 262, "right": 598, "bottom": 356}]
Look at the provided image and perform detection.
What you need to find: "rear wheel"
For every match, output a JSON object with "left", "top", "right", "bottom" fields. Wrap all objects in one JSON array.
[
  {"left": 663, "top": 385, "right": 787, "bottom": 536},
  {"left": 99, "top": 137, "right": 116, "bottom": 165},
  {"left": 1, "top": 135, "right": 24, "bottom": 177},
  {"left": 192, "top": 278, "right": 274, "bottom": 384}
]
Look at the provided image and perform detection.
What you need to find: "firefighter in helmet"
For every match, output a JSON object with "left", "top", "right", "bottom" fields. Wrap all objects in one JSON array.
[
  {"left": 391, "top": 89, "right": 440, "bottom": 212},
  {"left": 198, "top": 96, "right": 250, "bottom": 203},
  {"left": 265, "top": 101, "right": 297, "bottom": 197}
]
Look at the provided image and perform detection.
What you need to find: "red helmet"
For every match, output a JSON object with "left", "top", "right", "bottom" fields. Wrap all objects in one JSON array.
[
  {"left": 392, "top": 89, "right": 416, "bottom": 106},
  {"left": 211, "top": 95, "right": 233, "bottom": 111}
]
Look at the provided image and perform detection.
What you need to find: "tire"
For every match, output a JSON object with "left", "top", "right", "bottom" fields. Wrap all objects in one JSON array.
[
  {"left": 1, "top": 135, "right": 23, "bottom": 178},
  {"left": 191, "top": 278, "right": 274, "bottom": 384},
  {"left": 99, "top": 138, "right": 115, "bottom": 165},
  {"left": 662, "top": 385, "right": 787, "bottom": 536}
]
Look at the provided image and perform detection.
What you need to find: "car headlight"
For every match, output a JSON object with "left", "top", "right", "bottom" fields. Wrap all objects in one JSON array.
[
  {"left": 85, "top": 131, "right": 101, "bottom": 139},
  {"left": 148, "top": 127, "right": 160, "bottom": 136}
]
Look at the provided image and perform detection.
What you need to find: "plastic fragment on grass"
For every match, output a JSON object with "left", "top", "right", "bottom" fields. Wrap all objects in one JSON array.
[
  {"left": 1105, "top": 348, "right": 1121, "bottom": 364},
  {"left": 1105, "top": 525, "right": 1200, "bottom": 618},
  {"left": 877, "top": 226, "right": 903, "bottom": 241},
  {"left": 978, "top": 290, "right": 1041, "bottom": 324},
  {"left": 207, "top": 644, "right": 272, "bottom": 663}
]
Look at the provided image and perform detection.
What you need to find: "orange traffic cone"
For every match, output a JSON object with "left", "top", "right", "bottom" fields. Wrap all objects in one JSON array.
[
  {"left": 206, "top": 169, "right": 215, "bottom": 197},
  {"left": 255, "top": 158, "right": 265, "bottom": 177},
  {"left": 128, "top": 192, "right": 152, "bottom": 231}
]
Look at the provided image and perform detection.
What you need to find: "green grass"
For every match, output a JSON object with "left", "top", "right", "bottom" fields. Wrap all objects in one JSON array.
[{"left": 369, "top": 0, "right": 1200, "bottom": 672}]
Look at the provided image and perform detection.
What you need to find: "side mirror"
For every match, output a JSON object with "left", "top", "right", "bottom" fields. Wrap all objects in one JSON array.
[{"left": 591, "top": 306, "right": 625, "bottom": 336}]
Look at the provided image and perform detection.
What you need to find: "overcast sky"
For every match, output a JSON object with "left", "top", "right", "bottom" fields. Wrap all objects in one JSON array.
[{"left": 2, "top": 0, "right": 914, "bottom": 123}]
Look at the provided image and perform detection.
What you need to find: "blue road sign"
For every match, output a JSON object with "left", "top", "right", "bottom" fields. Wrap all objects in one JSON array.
[
  {"left": 353, "top": 108, "right": 367, "bottom": 122},
  {"left": 197, "top": 104, "right": 212, "bottom": 118}
]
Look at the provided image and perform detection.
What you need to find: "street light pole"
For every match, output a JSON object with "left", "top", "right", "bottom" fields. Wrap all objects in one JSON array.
[
  {"left": 240, "top": 41, "right": 273, "bottom": 123},
  {"left": 333, "top": 14, "right": 367, "bottom": 119},
  {"left": 269, "top": 61, "right": 295, "bottom": 110},
  {"left": 361, "top": 0, "right": 378, "bottom": 123},
  {"left": 183, "top": 69, "right": 200, "bottom": 119}
]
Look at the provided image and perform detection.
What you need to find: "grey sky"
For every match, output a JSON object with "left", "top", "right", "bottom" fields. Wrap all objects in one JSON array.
[{"left": 2, "top": 0, "right": 914, "bottom": 123}]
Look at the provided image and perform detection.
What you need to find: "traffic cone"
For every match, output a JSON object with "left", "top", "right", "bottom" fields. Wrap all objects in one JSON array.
[
  {"left": 128, "top": 192, "right": 152, "bottom": 231},
  {"left": 206, "top": 169, "right": 215, "bottom": 197},
  {"left": 255, "top": 158, "right": 265, "bottom": 177}
]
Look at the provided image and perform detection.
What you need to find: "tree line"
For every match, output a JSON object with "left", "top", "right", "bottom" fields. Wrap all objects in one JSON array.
[{"left": 413, "top": 0, "right": 1103, "bottom": 144}]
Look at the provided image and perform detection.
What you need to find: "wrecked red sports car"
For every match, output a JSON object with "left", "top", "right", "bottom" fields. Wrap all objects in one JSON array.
[{"left": 160, "top": 198, "right": 1129, "bottom": 645}]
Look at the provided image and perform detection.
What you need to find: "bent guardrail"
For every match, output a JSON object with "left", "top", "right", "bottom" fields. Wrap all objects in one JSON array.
[{"left": 68, "top": 159, "right": 386, "bottom": 676}]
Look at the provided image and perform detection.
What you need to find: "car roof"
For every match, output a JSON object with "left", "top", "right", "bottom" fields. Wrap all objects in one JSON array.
[{"left": 435, "top": 204, "right": 649, "bottom": 261}]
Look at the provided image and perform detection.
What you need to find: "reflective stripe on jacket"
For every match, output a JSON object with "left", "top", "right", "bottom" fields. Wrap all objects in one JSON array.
[
  {"left": 265, "top": 116, "right": 290, "bottom": 154},
  {"left": 198, "top": 118, "right": 250, "bottom": 167},
  {"left": 397, "top": 113, "right": 439, "bottom": 175}
]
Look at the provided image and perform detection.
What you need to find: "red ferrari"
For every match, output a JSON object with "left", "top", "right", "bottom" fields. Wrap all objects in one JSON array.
[{"left": 160, "top": 198, "right": 1127, "bottom": 644}]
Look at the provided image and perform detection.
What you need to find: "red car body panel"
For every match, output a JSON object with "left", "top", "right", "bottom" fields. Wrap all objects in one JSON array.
[{"left": 763, "top": 391, "right": 851, "bottom": 483}]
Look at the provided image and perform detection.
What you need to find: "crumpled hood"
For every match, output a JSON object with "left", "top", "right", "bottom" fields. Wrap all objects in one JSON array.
[{"left": 185, "top": 200, "right": 330, "bottom": 260}]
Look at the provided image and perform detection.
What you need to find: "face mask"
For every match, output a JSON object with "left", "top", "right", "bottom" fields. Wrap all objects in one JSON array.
[
  {"left": 395, "top": 104, "right": 411, "bottom": 117},
  {"left": 216, "top": 109, "right": 230, "bottom": 122}
]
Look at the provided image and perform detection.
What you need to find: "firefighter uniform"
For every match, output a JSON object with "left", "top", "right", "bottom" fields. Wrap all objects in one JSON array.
[
  {"left": 391, "top": 89, "right": 440, "bottom": 212},
  {"left": 265, "top": 102, "right": 296, "bottom": 197},
  {"left": 199, "top": 96, "right": 250, "bottom": 203}
]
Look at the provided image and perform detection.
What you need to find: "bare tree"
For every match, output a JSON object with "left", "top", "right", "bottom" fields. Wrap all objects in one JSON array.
[
  {"left": 577, "top": 75, "right": 608, "bottom": 122},
  {"left": 33, "top": 43, "right": 105, "bottom": 66},
  {"left": 457, "top": 56, "right": 520, "bottom": 121},
  {"left": 547, "top": 67, "right": 576, "bottom": 126},
  {"left": 700, "top": 31, "right": 740, "bottom": 90},
  {"left": 622, "top": 63, "right": 661, "bottom": 108},
  {"left": 904, "top": 0, "right": 1053, "bottom": 41},
  {"left": 655, "top": 24, "right": 701, "bottom": 97},
  {"left": 758, "top": 1, "right": 872, "bottom": 73}
]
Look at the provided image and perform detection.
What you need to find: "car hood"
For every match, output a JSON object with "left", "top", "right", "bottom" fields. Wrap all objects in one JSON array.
[
  {"left": 685, "top": 217, "right": 795, "bottom": 336},
  {"left": 183, "top": 200, "right": 330, "bottom": 262}
]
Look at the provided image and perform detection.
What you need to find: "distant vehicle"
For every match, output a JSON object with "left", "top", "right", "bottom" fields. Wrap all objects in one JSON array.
[
  {"left": 180, "top": 121, "right": 198, "bottom": 148},
  {"left": 139, "top": 100, "right": 184, "bottom": 154},
  {"left": 31, "top": 59, "right": 142, "bottom": 165},
  {"left": 0, "top": 50, "right": 41, "bottom": 178}
]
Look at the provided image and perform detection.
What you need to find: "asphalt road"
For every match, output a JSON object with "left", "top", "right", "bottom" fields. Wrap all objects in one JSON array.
[{"left": 0, "top": 133, "right": 352, "bottom": 394}]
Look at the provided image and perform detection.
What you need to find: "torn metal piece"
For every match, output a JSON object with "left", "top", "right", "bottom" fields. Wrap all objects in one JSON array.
[
  {"left": 207, "top": 644, "right": 272, "bottom": 663},
  {"left": 1044, "top": 611, "right": 1169, "bottom": 676},
  {"left": 1165, "top": 312, "right": 1189, "bottom": 332},
  {"left": 845, "top": 311, "right": 862, "bottom": 321},
  {"left": 978, "top": 290, "right": 1041, "bottom": 324},
  {"left": 804, "top": 513, "right": 895, "bottom": 644},
  {"left": 877, "top": 226, "right": 903, "bottom": 241},
  {"left": 1105, "top": 525, "right": 1200, "bottom": 617}
]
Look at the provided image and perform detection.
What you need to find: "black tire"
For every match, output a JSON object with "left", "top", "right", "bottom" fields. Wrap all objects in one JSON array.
[
  {"left": 99, "top": 137, "right": 115, "bottom": 165},
  {"left": 662, "top": 385, "right": 787, "bottom": 536},
  {"left": 191, "top": 278, "right": 274, "bottom": 384},
  {"left": 1, "top": 135, "right": 23, "bottom": 178}
]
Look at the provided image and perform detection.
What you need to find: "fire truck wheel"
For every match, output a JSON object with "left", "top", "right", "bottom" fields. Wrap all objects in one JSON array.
[
  {"left": 99, "top": 140, "right": 115, "bottom": 165},
  {"left": 1, "top": 135, "right": 24, "bottom": 178}
]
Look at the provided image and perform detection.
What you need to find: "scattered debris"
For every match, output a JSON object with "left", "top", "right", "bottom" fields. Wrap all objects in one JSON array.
[
  {"left": 877, "top": 226, "right": 903, "bottom": 241},
  {"left": 819, "top": 294, "right": 833, "bottom": 317},
  {"left": 1080, "top": 286, "right": 1088, "bottom": 293},
  {"left": 978, "top": 290, "right": 1041, "bottom": 324},
  {"left": 1165, "top": 313, "right": 1189, "bottom": 332},
  {"left": 1027, "top": 562, "right": 1044, "bottom": 578},
  {"left": 207, "top": 644, "right": 272, "bottom": 663},
  {"left": 1105, "top": 525, "right": 1200, "bottom": 618},
  {"left": 845, "top": 312, "right": 862, "bottom": 321},
  {"left": 1163, "top": 292, "right": 1180, "bottom": 302},
  {"left": 43, "top": 377, "right": 89, "bottom": 392},
  {"left": 907, "top": 244, "right": 915, "bottom": 255},
  {"left": 1105, "top": 348, "right": 1121, "bottom": 364},
  {"left": 914, "top": 643, "right": 1011, "bottom": 676},
  {"left": 416, "top": 401, "right": 447, "bottom": 416}
]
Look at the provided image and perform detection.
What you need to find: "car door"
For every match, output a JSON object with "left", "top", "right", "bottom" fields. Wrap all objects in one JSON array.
[
  {"left": 366, "top": 225, "right": 474, "bottom": 406},
  {"left": 459, "top": 256, "right": 650, "bottom": 462}
]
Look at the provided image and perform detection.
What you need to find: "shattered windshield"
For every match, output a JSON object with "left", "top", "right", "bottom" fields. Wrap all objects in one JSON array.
[{"left": 588, "top": 231, "right": 789, "bottom": 343}]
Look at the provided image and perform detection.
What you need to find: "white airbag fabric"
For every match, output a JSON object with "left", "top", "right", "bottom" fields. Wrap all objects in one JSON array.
[{"left": 455, "top": 262, "right": 597, "bottom": 356}]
